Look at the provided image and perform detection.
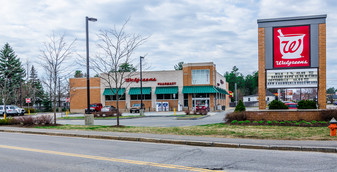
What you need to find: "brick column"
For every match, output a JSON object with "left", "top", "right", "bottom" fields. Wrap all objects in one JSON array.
[
  {"left": 258, "top": 28, "right": 266, "bottom": 109},
  {"left": 318, "top": 23, "right": 326, "bottom": 109}
]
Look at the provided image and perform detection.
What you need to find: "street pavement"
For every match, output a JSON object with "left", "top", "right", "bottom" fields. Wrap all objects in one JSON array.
[
  {"left": 1, "top": 132, "right": 336, "bottom": 171},
  {"left": 0, "top": 125, "right": 336, "bottom": 153}
]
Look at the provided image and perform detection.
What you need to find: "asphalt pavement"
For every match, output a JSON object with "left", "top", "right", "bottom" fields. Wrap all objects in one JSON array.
[{"left": 0, "top": 125, "right": 336, "bottom": 153}]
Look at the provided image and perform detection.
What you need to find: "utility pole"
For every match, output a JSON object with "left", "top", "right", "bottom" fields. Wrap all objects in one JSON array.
[{"left": 235, "top": 83, "right": 237, "bottom": 106}]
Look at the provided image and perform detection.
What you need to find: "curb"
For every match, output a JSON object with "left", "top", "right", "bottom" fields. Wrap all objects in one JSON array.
[
  {"left": 175, "top": 114, "right": 210, "bottom": 120},
  {"left": 0, "top": 129, "right": 336, "bottom": 153}
]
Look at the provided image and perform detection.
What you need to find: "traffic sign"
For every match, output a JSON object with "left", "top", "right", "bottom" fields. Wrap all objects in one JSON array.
[
  {"left": 66, "top": 98, "right": 70, "bottom": 102},
  {"left": 26, "top": 98, "right": 31, "bottom": 103}
]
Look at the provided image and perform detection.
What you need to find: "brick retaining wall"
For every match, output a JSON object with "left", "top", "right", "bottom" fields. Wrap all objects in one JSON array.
[{"left": 245, "top": 110, "right": 323, "bottom": 121}]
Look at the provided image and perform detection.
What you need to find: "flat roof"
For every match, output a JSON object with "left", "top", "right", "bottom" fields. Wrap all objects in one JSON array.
[{"left": 257, "top": 14, "right": 327, "bottom": 23}]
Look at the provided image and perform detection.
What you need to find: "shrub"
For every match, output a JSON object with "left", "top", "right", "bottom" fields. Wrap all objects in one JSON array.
[
  {"left": 267, "top": 121, "right": 272, "bottom": 124},
  {"left": 237, "top": 121, "right": 245, "bottom": 124},
  {"left": 297, "top": 100, "right": 317, "bottom": 109},
  {"left": 0, "top": 118, "right": 11, "bottom": 125},
  {"left": 234, "top": 100, "right": 246, "bottom": 112},
  {"left": 268, "top": 100, "right": 288, "bottom": 109},
  {"left": 37, "top": 115, "right": 53, "bottom": 125},
  {"left": 185, "top": 109, "right": 190, "bottom": 115},
  {"left": 258, "top": 120, "right": 264, "bottom": 124},
  {"left": 231, "top": 120, "right": 238, "bottom": 124},
  {"left": 15, "top": 116, "right": 34, "bottom": 125},
  {"left": 24, "top": 108, "right": 36, "bottom": 113},
  {"left": 320, "top": 110, "right": 337, "bottom": 121},
  {"left": 225, "top": 112, "right": 247, "bottom": 122}
]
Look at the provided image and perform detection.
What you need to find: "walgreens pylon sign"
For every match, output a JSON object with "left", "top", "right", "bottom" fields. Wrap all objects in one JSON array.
[{"left": 273, "top": 25, "right": 310, "bottom": 68}]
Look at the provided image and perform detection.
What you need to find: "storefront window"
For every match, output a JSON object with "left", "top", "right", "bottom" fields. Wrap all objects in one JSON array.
[
  {"left": 105, "top": 94, "right": 126, "bottom": 101},
  {"left": 184, "top": 94, "right": 188, "bottom": 107},
  {"left": 192, "top": 93, "right": 209, "bottom": 98},
  {"left": 192, "top": 69, "right": 210, "bottom": 85},
  {"left": 157, "top": 94, "right": 178, "bottom": 100},
  {"left": 130, "top": 94, "right": 151, "bottom": 100}
]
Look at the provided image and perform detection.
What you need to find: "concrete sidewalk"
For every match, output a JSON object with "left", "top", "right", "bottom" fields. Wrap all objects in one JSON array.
[{"left": 0, "top": 126, "right": 336, "bottom": 153}]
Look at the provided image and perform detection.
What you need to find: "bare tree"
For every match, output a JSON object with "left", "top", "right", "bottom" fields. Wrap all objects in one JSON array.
[
  {"left": 91, "top": 19, "right": 148, "bottom": 126},
  {"left": 40, "top": 33, "right": 76, "bottom": 124}
]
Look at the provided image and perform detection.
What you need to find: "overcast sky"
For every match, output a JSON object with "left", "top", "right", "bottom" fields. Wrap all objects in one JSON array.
[{"left": 1, "top": 0, "right": 337, "bottom": 88}]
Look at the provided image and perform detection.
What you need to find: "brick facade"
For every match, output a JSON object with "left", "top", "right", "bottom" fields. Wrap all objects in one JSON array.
[
  {"left": 318, "top": 23, "right": 327, "bottom": 109},
  {"left": 245, "top": 110, "right": 323, "bottom": 121},
  {"left": 258, "top": 27, "right": 266, "bottom": 109}
]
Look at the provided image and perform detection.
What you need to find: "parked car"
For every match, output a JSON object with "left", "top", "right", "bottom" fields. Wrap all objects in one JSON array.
[
  {"left": 0, "top": 105, "right": 23, "bottom": 116},
  {"left": 85, "top": 103, "right": 103, "bottom": 113},
  {"left": 285, "top": 103, "right": 297, "bottom": 109},
  {"left": 130, "top": 103, "right": 145, "bottom": 113},
  {"left": 196, "top": 104, "right": 210, "bottom": 112},
  {"left": 334, "top": 102, "right": 337, "bottom": 105},
  {"left": 12, "top": 105, "right": 25, "bottom": 115},
  {"left": 101, "top": 105, "right": 116, "bottom": 112}
]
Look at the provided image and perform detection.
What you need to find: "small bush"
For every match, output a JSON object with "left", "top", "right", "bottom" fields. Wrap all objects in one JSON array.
[
  {"left": 37, "top": 115, "right": 53, "bottom": 125},
  {"left": 258, "top": 120, "right": 264, "bottom": 124},
  {"left": 320, "top": 110, "right": 337, "bottom": 121},
  {"left": 234, "top": 100, "right": 246, "bottom": 112},
  {"left": 185, "top": 109, "right": 190, "bottom": 115},
  {"left": 225, "top": 112, "right": 247, "bottom": 122},
  {"left": 231, "top": 120, "right": 238, "bottom": 124},
  {"left": 0, "top": 118, "right": 11, "bottom": 125},
  {"left": 238, "top": 121, "right": 245, "bottom": 124},
  {"left": 297, "top": 100, "right": 317, "bottom": 109},
  {"left": 15, "top": 116, "right": 34, "bottom": 125},
  {"left": 268, "top": 100, "right": 288, "bottom": 109},
  {"left": 267, "top": 121, "right": 272, "bottom": 124},
  {"left": 253, "top": 121, "right": 258, "bottom": 123}
]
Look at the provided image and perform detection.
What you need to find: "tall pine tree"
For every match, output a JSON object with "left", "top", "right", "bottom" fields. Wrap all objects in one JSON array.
[{"left": 0, "top": 43, "right": 25, "bottom": 112}]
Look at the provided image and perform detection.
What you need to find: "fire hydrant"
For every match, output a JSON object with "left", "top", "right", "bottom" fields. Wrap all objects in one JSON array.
[{"left": 328, "top": 118, "right": 337, "bottom": 136}]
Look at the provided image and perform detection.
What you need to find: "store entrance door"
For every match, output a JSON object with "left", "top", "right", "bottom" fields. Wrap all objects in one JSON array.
[{"left": 192, "top": 98, "right": 210, "bottom": 110}]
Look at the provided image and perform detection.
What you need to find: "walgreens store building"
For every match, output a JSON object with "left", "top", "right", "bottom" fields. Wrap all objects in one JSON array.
[{"left": 70, "top": 62, "right": 229, "bottom": 113}]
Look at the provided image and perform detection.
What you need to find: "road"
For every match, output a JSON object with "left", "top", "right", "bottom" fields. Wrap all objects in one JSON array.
[
  {"left": 0, "top": 132, "right": 336, "bottom": 172},
  {"left": 57, "top": 111, "right": 229, "bottom": 127}
]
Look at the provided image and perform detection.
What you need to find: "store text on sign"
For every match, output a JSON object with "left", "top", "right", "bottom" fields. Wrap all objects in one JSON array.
[
  {"left": 266, "top": 68, "right": 318, "bottom": 88},
  {"left": 125, "top": 78, "right": 156, "bottom": 83}
]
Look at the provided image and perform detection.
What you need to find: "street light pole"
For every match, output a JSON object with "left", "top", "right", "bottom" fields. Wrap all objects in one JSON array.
[
  {"left": 86, "top": 16, "right": 97, "bottom": 114},
  {"left": 140, "top": 56, "right": 144, "bottom": 116}
]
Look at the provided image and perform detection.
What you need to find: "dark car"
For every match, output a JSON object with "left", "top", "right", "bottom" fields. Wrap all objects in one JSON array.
[
  {"left": 196, "top": 104, "right": 210, "bottom": 112},
  {"left": 130, "top": 103, "right": 145, "bottom": 113},
  {"left": 101, "top": 105, "right": 116, "bottom": 112}
]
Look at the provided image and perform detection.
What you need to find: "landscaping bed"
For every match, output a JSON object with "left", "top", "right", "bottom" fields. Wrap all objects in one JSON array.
[{"left": 229, "top": 120, "right": 328, "bottom": 127}]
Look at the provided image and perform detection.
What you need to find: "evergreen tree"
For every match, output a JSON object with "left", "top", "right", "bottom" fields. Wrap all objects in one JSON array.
[
  {"left": 174, "top": 62, "right": 184, "bottom": 70},
  {"left": 0, "top": 43, "right": 25, "bottom": 109},
  {"left": 74, "top": 70, "right": 84, "bottom": 78}
]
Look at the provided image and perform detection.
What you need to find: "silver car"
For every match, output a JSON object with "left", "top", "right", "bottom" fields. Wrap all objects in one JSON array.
[{"left": 0, "top": 105, "right": 25, "bottom": 116}]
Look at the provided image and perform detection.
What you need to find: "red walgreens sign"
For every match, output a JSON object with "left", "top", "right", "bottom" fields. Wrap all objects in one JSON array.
[{"left": 273, "top": 25, "right": 310, "bottom": 68}]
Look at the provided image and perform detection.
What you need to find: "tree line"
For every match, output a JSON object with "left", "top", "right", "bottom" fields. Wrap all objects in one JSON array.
[{"left": 224, "top": 66, "right": 258, "bottom": 101}]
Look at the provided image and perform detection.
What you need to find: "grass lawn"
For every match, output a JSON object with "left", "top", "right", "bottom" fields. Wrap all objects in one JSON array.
[
  {"left": 58, "top": 115, "right": 143, "bottom": 120},
  {"left": 35, "top": 123, "right": 336, "bottom": 140}
]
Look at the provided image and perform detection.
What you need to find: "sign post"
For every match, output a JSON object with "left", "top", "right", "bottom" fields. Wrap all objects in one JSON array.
[
  {"left": 173, "top": 94, "right": 176, "bottom": 116},
  {"left": 26, "top": 98, "right": 31, "bottom": 115},
  {"left": 66, "top": 98, "right": 70, "bottom": 117}
]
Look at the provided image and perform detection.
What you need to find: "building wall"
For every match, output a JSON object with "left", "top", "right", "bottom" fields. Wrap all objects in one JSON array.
[
  {"left": 258, "top": 27, "right": 266, "bottom": 109},
  {"left": 70, "top": 77, "right": 101, "bottom": 113},
  {"left": 70, "top": 62, "right": 230, "bottom": 113}
]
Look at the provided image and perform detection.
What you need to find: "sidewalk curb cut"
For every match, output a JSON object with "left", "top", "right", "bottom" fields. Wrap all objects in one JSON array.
[{"left": 0, "top": 129, "right": 336, "bottom": 153}]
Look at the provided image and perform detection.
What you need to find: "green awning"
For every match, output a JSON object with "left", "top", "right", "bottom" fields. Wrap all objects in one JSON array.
[
  {"left": 103, "top": 88, "right": 125, "bottom": 95},
  {"left": 182, "top": 86, "right": 218, "bottom": 94},
  {"left": 129, "top": 87, "right": 151, "bottom": 95},
  {"left": 155, "top": 86, "right": 178, "bottom": 94},
  {"left": 216, "top": 87, "right": 229, "bottom": 95}
]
